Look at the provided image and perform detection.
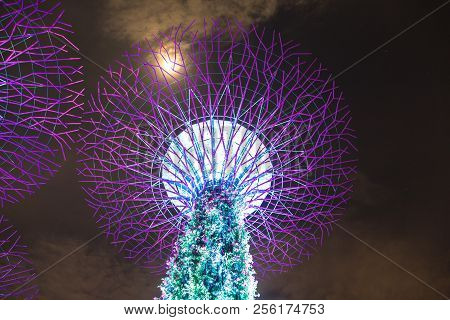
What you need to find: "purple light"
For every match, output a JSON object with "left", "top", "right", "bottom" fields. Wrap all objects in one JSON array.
[
  {"left": 79, "top": 21, "right": 356, "bottom": 274},
  {"left": 0, "top": 0, "right": 83, "bottom": 207},
  {"left": 0, "top": 214, "right": 38, "bottom": 299}
]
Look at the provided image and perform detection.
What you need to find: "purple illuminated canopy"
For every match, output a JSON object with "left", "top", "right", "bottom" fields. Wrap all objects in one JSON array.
[
  {"left": 79, "top": 21, "right": 356, "bottom": 274},
  {"left": 0, "top": 214, "right": 38, "bottom": 299},
  {"left": 0, "top": 0, "right": 83, "bottom": 207}
]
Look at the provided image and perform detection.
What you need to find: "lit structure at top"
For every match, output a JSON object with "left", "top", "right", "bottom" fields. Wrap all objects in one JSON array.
[
  {"left": 80, "top": 21, "right": 356, "bottom": 299},
  {"left": 0, "top": 0, "right": 83, "bottom": 206},
  {"left": 0, "top": 214, "right": 38, "bottom": 299}
]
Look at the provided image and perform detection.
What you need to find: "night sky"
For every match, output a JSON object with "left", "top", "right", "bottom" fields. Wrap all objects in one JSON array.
[{"left": 3, "top": 0, "right": 449, "bottom": 299}]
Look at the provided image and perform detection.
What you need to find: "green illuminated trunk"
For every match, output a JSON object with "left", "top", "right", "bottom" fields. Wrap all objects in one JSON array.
[{"left": 160, "top": 194, "right": 258, "bottom": 300}]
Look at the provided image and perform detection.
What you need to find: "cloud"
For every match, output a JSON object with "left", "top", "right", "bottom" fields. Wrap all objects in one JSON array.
[
  {"left": 101, "top": 0, "right": 325, "bottom": 43},
  {"left": 31, "top": 237, "right": 161, "bottom": 299}
]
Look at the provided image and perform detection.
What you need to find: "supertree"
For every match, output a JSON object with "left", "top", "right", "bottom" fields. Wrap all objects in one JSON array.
[
  {"left": 0, "top": 0, "right": 83, "bottom": 207},
  {"left": 79, "top": 21, "right": 356, "bottom": 299},
  {"left": 0, "top": 214, "right": 38, "bottom": 299}
]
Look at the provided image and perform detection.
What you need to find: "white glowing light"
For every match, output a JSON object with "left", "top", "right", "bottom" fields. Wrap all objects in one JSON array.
[
  {"left": 162, "top": 120, "right": 273, "bottom": 215},
  {"left": 155, "top": 46, "right": 183, "bottom": 77}
]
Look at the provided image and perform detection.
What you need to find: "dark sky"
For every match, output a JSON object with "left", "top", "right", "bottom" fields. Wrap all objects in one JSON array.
[{"left": 3, "top": 0, "right": 449, "bottom": 299}]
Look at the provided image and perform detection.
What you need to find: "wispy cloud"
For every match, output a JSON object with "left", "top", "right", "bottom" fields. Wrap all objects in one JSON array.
[{"left": 101, "top": 0, "right": 325, "bottom": 43}]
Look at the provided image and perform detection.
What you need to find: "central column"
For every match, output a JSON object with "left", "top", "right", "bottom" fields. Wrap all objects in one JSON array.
[{"left": 160, "top": 187, "right": 258, "bottom": 299}]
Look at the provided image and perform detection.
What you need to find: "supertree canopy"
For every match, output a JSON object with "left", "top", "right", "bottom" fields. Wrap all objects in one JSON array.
[
  {"left": 0, "top": 214, "right": 38, "bottom": 299},
  {"left": 0, "top": 0, "right": 83, "bottom": 206},
  {"left": 79, "top": 21, "right": 356, "bottom": 299}
]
